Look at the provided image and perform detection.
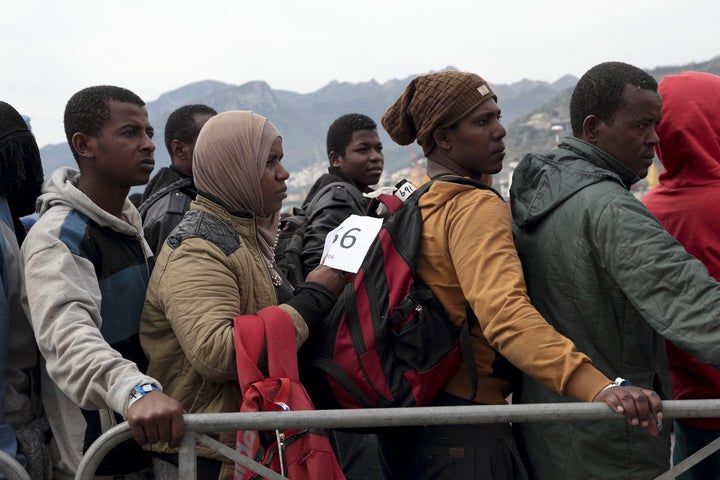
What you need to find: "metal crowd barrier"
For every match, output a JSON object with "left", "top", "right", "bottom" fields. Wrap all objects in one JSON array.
[
  {"left": 72, "top": 399, "right": 720, "bottom": 480},
  {"left": 0, "top": 451, "right": 31, "bottom": 480}
]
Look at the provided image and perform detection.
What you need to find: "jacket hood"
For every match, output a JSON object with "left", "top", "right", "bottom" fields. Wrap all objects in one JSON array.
[
  {"left": 511, "top": 137, "right": 636, "bottom": 228},
  {"left": 37, "top": 167, "right": 144, "bottom": 238},
  {"left": 655, "top": 72, "right": 720, "bottom": 188}
]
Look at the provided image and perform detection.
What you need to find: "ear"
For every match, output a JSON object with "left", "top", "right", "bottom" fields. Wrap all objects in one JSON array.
[
  {"left": 581, "top": 115, "right": 602, "bottom": 144},
  {"left": 171, "top": 139, "right": 186, "bottom": 161},
  {"left": 433, "top": 128, "right": 452, "bottom": 151},
  {"left": 71, "top": 132, "right": 95, "bottom": 160},
  {"left": 328, "top": 151, "right": 342, "bottom": 168}
]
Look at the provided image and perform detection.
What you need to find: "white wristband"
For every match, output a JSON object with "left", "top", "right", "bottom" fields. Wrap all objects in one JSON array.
[
  {"left": 601, "top": 377, "right": 631, "bottom": 393},
  {"left": 127, "top": 383, "right": 159, "bottom": 410}
]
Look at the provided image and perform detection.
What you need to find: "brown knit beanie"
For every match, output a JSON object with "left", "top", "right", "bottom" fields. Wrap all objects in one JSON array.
[{"left": 381, "top": 71, "right": 496, "bottom": 156}]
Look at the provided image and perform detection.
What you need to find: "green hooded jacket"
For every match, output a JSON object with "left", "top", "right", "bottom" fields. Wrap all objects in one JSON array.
[{"left": 509, "top": 137, "right": 720, "bottom": 480}]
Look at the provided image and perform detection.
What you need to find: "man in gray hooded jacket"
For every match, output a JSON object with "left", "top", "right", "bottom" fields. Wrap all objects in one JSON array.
[
  {"left": 21, "top": 86, "right": 184, "bottom": 478},
  {"left": 510, "top": 62, "right": 720, "bottom": 480}
]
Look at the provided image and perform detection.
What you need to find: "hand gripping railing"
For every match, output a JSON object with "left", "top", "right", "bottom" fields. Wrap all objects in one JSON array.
[
  {"left": 75, "top": 399, "right": 720, "bottom": 480},
  {"left": 0, "top": 451, "right": 31, "bottom": 480}
]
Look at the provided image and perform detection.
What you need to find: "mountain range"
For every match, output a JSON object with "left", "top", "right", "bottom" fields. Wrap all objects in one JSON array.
[{"left": 39, "top": 56, "right": 720, "bottom": 200}]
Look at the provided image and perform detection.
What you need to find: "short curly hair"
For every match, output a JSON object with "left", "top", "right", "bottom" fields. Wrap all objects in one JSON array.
[
  {"left": 326, "top": 113, "right": 377, "bottom": 158},
  {"left": 164, "top": 104, "right": 217, "bottom": 157},
  {"left": 570, "top": 62, "right": 658, "bottom": 136},
  {"left": 63, "top": 85, "right": 145, "bottom": 160}
]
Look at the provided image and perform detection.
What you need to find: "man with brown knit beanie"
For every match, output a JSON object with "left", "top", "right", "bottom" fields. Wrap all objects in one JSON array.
[{"left": 376, "top": 70, "right": 663, "bottom": 480}]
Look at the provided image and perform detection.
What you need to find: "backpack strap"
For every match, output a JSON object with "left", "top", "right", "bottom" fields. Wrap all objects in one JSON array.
[
  {"left": 421, "top": 175, "right": 498, "bottom": 401},
  {"left": 460, "top": 307, "right": 479, "bottom": 401},
  {"left": 234, "top": 306, "right": 298, "bottom": 392},
  {"left": 367, "top": 193, "right": 403, "bottom": 216},
  {"left": 234, "top": 314, "right": 266, "bottom": 392},
  {"left": 435, "top": 175, "right": 504, "bottom": 201},
  {"left": 258, "top": 307, "right": 299, "bottom": 381}
]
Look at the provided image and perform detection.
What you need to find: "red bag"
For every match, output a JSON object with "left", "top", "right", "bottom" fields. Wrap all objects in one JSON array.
[{"left": 233, "top": 306, "right": 345, "bottom": 480}]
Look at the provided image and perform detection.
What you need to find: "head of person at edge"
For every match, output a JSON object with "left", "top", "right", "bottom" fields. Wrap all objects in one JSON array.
[{"left": 383, "top": 71, "right": 506, "bottom": 181}]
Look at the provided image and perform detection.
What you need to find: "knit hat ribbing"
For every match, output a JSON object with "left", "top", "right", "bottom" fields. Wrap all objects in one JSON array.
[{"left": 381, "top": 71, "right": 496, "bottom": 156}]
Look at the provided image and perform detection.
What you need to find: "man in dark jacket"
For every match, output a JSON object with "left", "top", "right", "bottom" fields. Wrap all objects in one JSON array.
[
  {"left": 300, "top": 113, "right": 384, "bottom": 277},
  {"left": 301, "top": 113, "right": 384, "bottom": 479},
  {"left": 509, "top": 61, "right": 720, "bottom": 480},
  {"left": 139, "top": 104, "right": 216, "bottom": 255}
]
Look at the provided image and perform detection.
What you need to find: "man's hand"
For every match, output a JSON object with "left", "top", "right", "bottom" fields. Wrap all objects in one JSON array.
[
  {"left": 127, "top": 391, "right": 185, "bottom": 448},
  {"left": 593, "top": 386, "right": 663, "bottom": 436},
  {"left": 306, "top": 265, "right": 348, "bottom": 297}
]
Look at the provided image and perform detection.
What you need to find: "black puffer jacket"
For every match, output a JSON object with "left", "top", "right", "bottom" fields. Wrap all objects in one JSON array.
[
  {"left": 300, "top": 168, "right": 369, "bottom": 276},
  {"left": 138, "top": 166, "right": 195, "bottom": 257}
]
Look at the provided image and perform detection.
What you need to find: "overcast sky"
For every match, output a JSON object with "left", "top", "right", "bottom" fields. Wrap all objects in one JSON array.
[{"left": 2, "top": 0, "right": 717, "bottom": 148}]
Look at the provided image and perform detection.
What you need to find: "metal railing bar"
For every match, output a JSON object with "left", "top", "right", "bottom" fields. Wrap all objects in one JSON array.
[
  {"left": 75, "top": 426, "right": 132, "bottom": 480},
  {"left": 178, "top": 431, "right": 197, "bottom": 480},
  {"left": 0, "top": 451, "right": 31, "bottom": 480},
  {"left": 160, "top": 399, "right": 720, "bottom": 432},
  {"left": 654, "top": 435, "right": 720, "bottom": 480},
  {"left": 197, "top": 434, "right": 286, "bottom": 480},
  {"left": 75, "top": 399, "right": 720, "bottom": 480}
]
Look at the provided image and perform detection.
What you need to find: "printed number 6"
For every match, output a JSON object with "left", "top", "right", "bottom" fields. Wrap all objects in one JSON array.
[{"left": 340, "top": 228, "right": 360, "bottom": 249}]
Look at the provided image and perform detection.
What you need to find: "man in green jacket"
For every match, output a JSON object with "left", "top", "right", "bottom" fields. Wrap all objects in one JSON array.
[{"left": 510, "top": 61, "right": 720, "bottom": 480}]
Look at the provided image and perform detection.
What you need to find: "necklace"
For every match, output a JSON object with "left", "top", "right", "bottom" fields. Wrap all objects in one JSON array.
[
  {"left": 266, "top": 220, "right": 282, "bottom": 287},
  {"left": 266, "top": 258, "right": 283, "bottom": 287}
]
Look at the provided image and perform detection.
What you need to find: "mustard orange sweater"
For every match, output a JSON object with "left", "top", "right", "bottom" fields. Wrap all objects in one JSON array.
[{"left": 416, "top": 176, "right": 610, "bottom": 404}]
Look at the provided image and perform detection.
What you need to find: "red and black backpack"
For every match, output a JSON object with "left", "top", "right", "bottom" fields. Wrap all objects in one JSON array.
[{"left": 300, "top": 176, "right": 503, "bottom": 409}]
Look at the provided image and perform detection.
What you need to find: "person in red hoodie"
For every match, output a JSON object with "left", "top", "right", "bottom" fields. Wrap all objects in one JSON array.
[{"left": 642, "top": 71, "right": 720, "bottom": 479}]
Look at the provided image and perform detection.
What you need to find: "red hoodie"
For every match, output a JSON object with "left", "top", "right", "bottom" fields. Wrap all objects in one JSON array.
[{"left": 643, "top": 71, "right": 720, "bottom": 429}]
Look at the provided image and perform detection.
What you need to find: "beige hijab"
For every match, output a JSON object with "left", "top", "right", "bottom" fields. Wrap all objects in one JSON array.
[{"left": 193, "top": 110, "right": 281, "bottom": 263}]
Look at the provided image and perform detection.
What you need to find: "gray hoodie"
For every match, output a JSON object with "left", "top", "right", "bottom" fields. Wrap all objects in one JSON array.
[{"left": 21, "top": 167, "right": 157, "bottom": 477}]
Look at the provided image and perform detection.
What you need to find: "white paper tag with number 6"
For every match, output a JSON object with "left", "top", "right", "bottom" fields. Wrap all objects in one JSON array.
[{"left": 320, "top": 215, "right": 383, "bottom": 273}]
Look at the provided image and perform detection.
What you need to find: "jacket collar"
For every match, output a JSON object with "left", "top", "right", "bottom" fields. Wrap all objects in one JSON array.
[
  {"left": 192, "top": 193, "right": 256, "bottom": 239},
  {"left": 560, "top": 137, "right": 640, "bottom": 189}
]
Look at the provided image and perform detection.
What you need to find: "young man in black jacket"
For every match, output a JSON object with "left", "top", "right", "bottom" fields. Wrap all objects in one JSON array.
[
  {"left": 301, "top": 113, "right": 384, "bottom": 479},
  {"left": 301, "top": 113, "right": 384, "bottom": 277}
]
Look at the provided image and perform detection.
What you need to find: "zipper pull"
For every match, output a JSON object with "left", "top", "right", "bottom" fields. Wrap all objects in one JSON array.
[{"left": 275, "top": 430, "right": 287, "bottom": 476}]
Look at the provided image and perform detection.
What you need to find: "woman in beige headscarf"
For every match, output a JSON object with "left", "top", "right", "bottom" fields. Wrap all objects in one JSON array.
[{"left": 139, "top": 111, "right": 345, "bottom": 480}]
